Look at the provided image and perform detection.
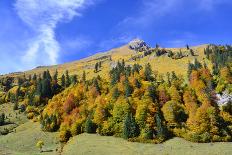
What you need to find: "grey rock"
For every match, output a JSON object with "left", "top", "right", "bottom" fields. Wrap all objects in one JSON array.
[{"left": 128, "top": 38, "right": 150, "bottom": 52}]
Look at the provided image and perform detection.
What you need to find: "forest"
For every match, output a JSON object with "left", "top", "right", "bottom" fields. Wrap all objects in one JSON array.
[{"left": 0, "top": 44, "right": 231, "bottom": 144}]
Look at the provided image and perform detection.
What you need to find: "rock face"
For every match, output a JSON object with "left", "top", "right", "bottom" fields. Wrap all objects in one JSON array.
[
  {"left": 217, "top": 91, "right": 232, "bottom": 106},
  {"left": 128, "top": 38, "right": 150, "bottom": 52}
]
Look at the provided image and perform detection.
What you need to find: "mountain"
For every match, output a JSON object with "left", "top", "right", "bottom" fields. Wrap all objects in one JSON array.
[{"left": 2, "top": 39, "right": 209, "bottom": 80}]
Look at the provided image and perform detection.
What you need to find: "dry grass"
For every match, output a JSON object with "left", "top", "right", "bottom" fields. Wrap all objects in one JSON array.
[{"left": 2, "top": 44, "right": 211, "bottom": 82}]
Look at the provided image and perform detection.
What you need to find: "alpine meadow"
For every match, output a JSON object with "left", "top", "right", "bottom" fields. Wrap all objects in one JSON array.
[{"left": 0, "top": 0, "right": 232, "bottom": 155}]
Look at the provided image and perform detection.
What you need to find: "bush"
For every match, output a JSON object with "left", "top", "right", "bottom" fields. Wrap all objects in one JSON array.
[{"left": 140, "top": 127, "right": 153, "bottom": 140}]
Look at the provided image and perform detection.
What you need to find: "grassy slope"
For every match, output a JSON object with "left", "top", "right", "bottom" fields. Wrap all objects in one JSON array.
[
  {"left": 0, "top": 121, "right": 59, "bottom": 155},
  {"left": 0, "top": 103, "right": 27, "bottom": 134},
  {"left": 2, "top": 44, "right": 210, "bottom": 81},
  {"left": 63, "top": 133, "right": 232, "bottom": 155}
]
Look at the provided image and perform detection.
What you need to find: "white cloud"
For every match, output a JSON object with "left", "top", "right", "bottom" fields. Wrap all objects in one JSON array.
[{"left": 15, "top": 0, "right": 93, "bottom": 68}]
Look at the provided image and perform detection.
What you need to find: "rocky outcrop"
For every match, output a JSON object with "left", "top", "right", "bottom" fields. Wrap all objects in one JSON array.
[
  {"left": 217, "top": 91, "right": 232, "bottom": 106},
  {"left": 128, "top": 38, "right": 150, "bottom": 52}
]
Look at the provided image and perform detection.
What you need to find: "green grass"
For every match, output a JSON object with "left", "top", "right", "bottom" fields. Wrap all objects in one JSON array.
[
  {"left": 0, "top": 121, "right": 59, "bottom": 155},
  {"left": 0, "top": 103, "right": 28, "bottom": 135},
  {"left": 63, "top": 133, "right": 232, "bottom": 155},
  {"left": 1, "top": 122, "right": 232, "bottom": 155}
]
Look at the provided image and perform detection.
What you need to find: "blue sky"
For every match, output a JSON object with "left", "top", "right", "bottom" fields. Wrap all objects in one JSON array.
[{"left": 0, "top": 0, "right": 232, "bottom": 74}]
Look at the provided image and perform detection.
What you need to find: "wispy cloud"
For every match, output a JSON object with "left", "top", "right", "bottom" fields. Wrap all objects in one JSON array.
[
  {"left": 199, "top": 0, "right": 232, "bottom": 11},
  {"left": 118, "top": 0, "right": 232, "bottom": 29},
  {"left": 15, "top": 0, "right": 94, "bottom": 68}
]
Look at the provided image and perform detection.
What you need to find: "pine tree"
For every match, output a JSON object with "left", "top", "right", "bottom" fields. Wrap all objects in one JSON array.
[
  {"left": 46, "top": 70, "right": 52, "bottom": 80},
  {"left": 61, "top": 74, "right": 65, "bottom": 88},
  {"left": 65, "top": 70, "right": 71, "bottom": 87},
  {"left": 71, "top": 75, "right": 77, "bottom": 85},
  {"left": 123, "top": 113, "right": 139, "bottom": 139},
  {"left": 95, "top": 62, "right": 99, "bottom": 73},
  {"left": 144, "top": 63, "right": 153, "bottom": 81},
  {"left": 93, "top": 79, "right": 101, "bottom": 95},
  {"left": 148, "top": 85, "right": 156, "bottom": 102},
  {"left": 155, "top": 111, "right": 167, "bottom": 139},
  {"left": 53, "top": 69, "right": 58, "bottom": 82},
  {"left": 125, "top": 78, "right": 133, "bottom": 97},
  {"left": 41, "top": 78, "right": 52, "bottom": 98},
  {"left": 82, "top": 71, "right": 86, "bottom": 83},
  {"left": 85, "top": 117, "right": 97, "bottom": 133}
]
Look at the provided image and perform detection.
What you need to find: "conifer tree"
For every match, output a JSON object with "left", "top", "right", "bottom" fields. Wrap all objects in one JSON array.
[
  {"left": 65, "top": 70, "right": 71, "bottom": 87},
  {"left": 61, "top": 74, "right": 65, "bottom": 88},
  {"left": 123, "top": 113, "right": 139, "bottom": 139},
  {"left": 125, "top": 78, "right": 133, "bottom": 97},
  {"left": 82, "top": 71, "right": 86, "bottom": 83},
  {"left": 144, "top": 63, "right": 153, "bottom": 81}
]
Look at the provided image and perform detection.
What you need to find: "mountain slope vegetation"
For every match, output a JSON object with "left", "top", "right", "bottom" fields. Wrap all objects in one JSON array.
[{"left": 0, "top": 40, "right": 232, "bottom": 153}]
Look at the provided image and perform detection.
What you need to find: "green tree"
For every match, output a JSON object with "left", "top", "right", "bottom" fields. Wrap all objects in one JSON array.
[
  {"left": 85, "top": 117, "right": 97, "bottom": 133},
  {"left": 61, "top": 74, "right": 65, "bottom": 88},
  {"left": 0, "top": 113, "right": 5, "bottom": 126},
  {"left": 125, "top": 78, "right": 133, "bottom": 97},
  {"left": 82, "top": 71, "right": 86, "bottom": 83},
  {"left": 144, "top": 63, "right": 153, "bottom": 81},
  {"left": 95, "top": 62, "right": 99, "bottom": 72},
  {"left": 65, "top": 70, "right": 71, "bottom": 87},
  {"left": 123, "top": 113, "right": 140, "bottom": 139}
]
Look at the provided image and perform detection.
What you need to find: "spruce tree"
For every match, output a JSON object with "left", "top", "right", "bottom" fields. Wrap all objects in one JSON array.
[
  {"left": 53, "top": 69, "right": 58, "bottom": 82},
  {"left": 85, "top": 117, "right": 96, "bottom": 133},
  {"left": 95, "top": 63, "right": 99, "bottom": 72},
  {"left": 61, "top": 74, "right": 65, "bottom": 88},
  {"left": 144, "top": 63, "right": 153, "bottom": 81},
  {"left": 123, "top": 113, "right": 139, "bottom": 139},
  {"left": 82, "top": 71, "right": 86, "bottom": 83},
  {"left": 125, "top": 78, "right": 133, "bottom": 97},
  {"left": 65, "top": 70, "right": 71, "bottom": 87},
  {"left": 155, "top": 111, "right": 167, "bottom": 139}
]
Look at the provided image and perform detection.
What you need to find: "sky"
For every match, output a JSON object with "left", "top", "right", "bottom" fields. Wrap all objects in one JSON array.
[{"left": 0, "top": 0, "right": 232, "bottom": 74}]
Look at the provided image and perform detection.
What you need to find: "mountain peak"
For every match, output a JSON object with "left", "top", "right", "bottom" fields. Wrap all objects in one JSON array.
[{"left": 128, "top": 38, "right": 150, "bottom": 51}]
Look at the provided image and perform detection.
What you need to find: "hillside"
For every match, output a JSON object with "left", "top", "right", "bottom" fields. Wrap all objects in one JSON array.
[
  {"left": 0, "top": 41, "right": 231, "bottom": 155},
  {"left": 2, "top": 39, "right": 210, "bottom": 81}
]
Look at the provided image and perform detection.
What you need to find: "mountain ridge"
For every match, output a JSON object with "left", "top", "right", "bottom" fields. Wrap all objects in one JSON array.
[{"left": 2, "top": 40, "right": 210, "bottom": 80}]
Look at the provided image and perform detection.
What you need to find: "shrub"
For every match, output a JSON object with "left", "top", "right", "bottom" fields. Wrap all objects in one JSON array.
[{"left": 140, "top": 127, "right": 153, "bottom": 140}]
